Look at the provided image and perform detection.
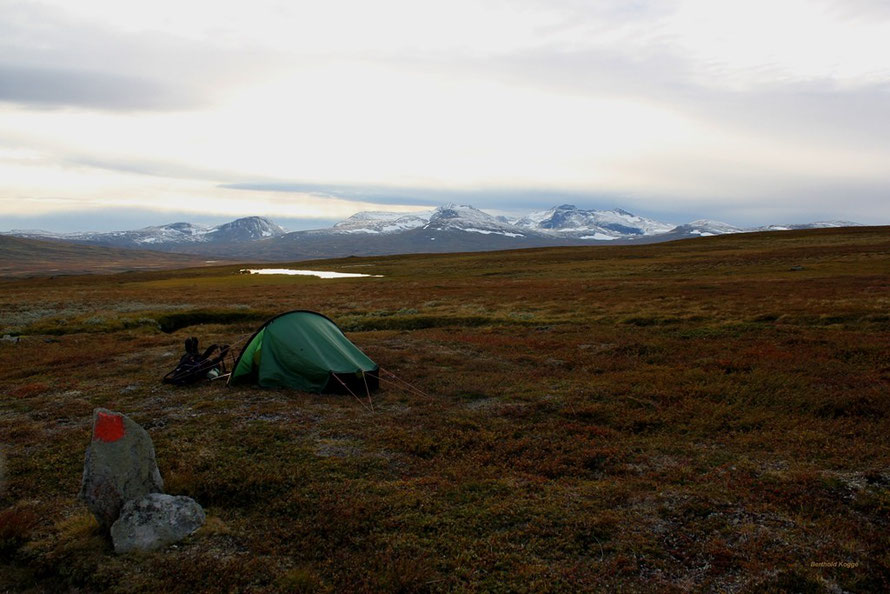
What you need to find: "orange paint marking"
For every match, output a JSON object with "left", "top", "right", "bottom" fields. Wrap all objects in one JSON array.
[{"left": 94, "top": 412, "right": 125, "bottom": 442}]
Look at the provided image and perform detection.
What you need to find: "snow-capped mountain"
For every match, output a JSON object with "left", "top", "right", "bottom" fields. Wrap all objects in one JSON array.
[
  {"left": 207, "top": 217, "right": 287, "bottom": 242},
  {"left": 6, "top": 222, "right": 212, "bottom": 245},
  {"left": 661, "top": 219, "right": 863, "bottom": 238},
  {"left": 332, "top": 210, "right": 434, "bottom": 234},
  {"left": 3, "top": 207, "right": 867, "bottom": 262},
  {"left": 332, "top": 204, "right": 528, "bottom": 238},
  {"left": 5, "top": 216, "right": 286, "bottom": 248},
  {"left": 329, "top": 204, "right": 674, "bottom": 240},
  {"left": 515, "top": 204, "right": 675, "bottom": 240},
  {"left": 759, "top": 221, "right": 862, "bottom": 232},
  {"left": 424, "top": 204, "right": 527, "bottom": 237},
  {"left": 667, "top": 219, "right": 746, "bottom": 237},
  {"left": 103, "top": 221, "right": 213, "bottom": 245}
]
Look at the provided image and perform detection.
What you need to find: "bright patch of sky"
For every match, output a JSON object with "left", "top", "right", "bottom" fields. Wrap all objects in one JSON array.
[{"left": 1, "top": 0, "right": 889, "bottom": 231}]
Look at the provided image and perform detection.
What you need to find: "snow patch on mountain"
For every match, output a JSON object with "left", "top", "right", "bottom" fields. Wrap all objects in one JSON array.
[
  {"left": 207, "top": 217, "right": 287, "bottom": 242},
  {"left": 424, "top": 204, "right": 526, "bottom": 237},
  {"left": 333, "top": 204, "right": 528, "bottom": 237},
  {"left": 3, "top": 217, "right": 285, "bottom": 246},
  {"left": 760, "top": 221, "right": 862, "bottom": 231},
  {"left": 516, "top": 204, "right": 674, "bottom": 238},
  {"left": 669, "top": 219, "right": 746, "bottom": 236},
  {"left": 463, "top": 228, "right": 525, "bottom": 238},
  {"left": 332, "top": 210, "right": 433, "bottom": 234},
  {"left": 579, "top": 233, "right": 619, "bottom": 241}
]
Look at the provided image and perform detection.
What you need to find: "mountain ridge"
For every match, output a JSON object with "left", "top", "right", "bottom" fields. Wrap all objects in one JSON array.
[
  {"left": 5, "top": 216, "right": 286, "bottom": 247},
  {"left": 2, "top": 207, "right": 864, "bottom": 261}
]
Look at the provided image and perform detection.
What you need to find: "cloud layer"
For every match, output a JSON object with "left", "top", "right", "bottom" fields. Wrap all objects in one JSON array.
[{"left": 1, "top": 0, "right": 889, "bottom": 230}]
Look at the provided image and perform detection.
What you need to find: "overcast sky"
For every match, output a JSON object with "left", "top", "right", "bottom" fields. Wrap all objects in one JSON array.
[{"left": 2, "top": 0, "right": 889, "bottom": 231}]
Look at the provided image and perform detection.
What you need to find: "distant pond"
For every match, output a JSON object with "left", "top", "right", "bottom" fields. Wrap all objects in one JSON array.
[{"left": 239, "top": 268, "right": 382, "bottom": 279}]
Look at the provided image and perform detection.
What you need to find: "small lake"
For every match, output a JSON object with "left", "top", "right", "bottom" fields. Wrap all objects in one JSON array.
[{"left": 240, "top": 268, "right": 382, "bottom": 279}]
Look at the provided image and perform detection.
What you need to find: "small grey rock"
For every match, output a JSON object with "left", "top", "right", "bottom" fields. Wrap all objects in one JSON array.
[
  {"left": 78, "top": 408, "right": 164, "bottom": 529},
  {"left": 111, "top": 493, "right": 205, "bottom": 553}
]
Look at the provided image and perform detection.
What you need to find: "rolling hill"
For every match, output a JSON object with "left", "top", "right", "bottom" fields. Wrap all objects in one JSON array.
[{"left": 0, "top": 235, "right": 224, "bottom": 277}]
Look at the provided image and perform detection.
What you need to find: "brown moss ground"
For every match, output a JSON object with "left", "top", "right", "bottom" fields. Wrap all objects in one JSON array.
[{"left": 1, "top": 227, "right": 889, "bottom": 592}]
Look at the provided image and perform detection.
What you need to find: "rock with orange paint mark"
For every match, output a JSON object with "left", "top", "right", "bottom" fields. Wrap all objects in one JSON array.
[{"left": 78, "top": 408, "right": 164, "bottom": 529}]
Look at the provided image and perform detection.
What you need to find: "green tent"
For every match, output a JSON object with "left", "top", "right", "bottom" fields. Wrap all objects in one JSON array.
[{"left": 227, "top": 310, "right": 378, "bottom": 393}]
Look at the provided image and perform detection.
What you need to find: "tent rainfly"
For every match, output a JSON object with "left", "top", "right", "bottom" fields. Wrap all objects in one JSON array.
[{"left": 227, "top": 310, "right": 379, "bottom": 393}]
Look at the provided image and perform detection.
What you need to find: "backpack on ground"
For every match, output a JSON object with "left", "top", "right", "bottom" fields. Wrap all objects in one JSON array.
[{"left": 163, "top": 337, "right": 229, "bottom": 386}]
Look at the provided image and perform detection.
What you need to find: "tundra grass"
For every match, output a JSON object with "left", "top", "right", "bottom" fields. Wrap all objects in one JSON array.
[{"left": 1, "top": 227, "right": 889, "bottom": 592}]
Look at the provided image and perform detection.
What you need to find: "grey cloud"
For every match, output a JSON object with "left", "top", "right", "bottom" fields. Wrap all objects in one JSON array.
[
  {"left": 402, "top": 43, "right": 890, "bottom": 151},
  {"left": 220, "top": 182, "right": 448, "bottom": 207},
  {"left": 222, "top": 179, "right": 890, "bottom": 226},
  {"left": 221, "top": 181, "right": 687, "bottom": 218},
  {"left": 708, "top": 179, "right": 890, "bottom": 226},
  {"left": 512, "top": 0, "right": 678, "bottom": 27},
  {"left": 823, "top": 0, "right": 890, "bottom": 21},
  {"left": 66, "top": 155, "right": 890, "bottom": 226},
  {"left": 691, "top": 81, "right": 890, "bottom": 151},
  {"left": 0, "top": 64, "right": 205, "bottom": 111},
  {"left": 0, "top": 2, "right": 285, "bottom": 112},
  {"left": 0, "top": 207, "right": 336, "bottom": 234},
  {"left": 66, "top": 155, "right": 235, "bottom": 182}
]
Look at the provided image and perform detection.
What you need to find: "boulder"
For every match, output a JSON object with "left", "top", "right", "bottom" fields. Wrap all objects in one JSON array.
[
  {"left": 110, "top": 493, "right": 205, "bottom": 553},
  {"left": 79, "top": 408, "right": 164, "bottom": 529}
]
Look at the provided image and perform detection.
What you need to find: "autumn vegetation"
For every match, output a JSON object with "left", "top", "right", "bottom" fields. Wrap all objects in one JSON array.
[{"left": 1, "top": 226, "right": 888, "bottom": 592}]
